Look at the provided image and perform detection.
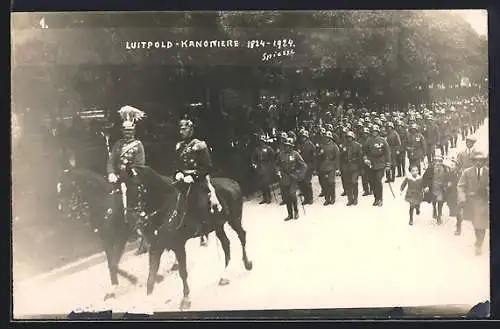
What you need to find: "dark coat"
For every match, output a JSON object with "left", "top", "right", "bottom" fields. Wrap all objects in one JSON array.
[
  {"left": 363, "top": 136, "right": 391, "bottom": 170},
  {"left": 340, "top": 141, "right": 364, "bottom": 172},
  {"left": 385, "top": 130, "right": 402, "bottom": 164},
  {"left": 251, "top": 144, "right": 276, "bottom": 185}
]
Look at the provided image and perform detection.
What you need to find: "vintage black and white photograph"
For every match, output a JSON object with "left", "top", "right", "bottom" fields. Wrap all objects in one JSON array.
[{"left": 11, "top": 10, "right": 489, "bottom": 318}]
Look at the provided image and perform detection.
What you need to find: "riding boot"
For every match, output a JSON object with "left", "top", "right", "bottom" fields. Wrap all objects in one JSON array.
[
  {"left": 135, "top": 237, "right": 148, "bottom": 255},
  {"left": 284, "top": 203, "right": 293, "bottom": 221}
]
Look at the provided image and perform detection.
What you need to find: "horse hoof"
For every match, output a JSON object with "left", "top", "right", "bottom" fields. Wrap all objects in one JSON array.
[
  {"left": 155, "top": 275, "right": 164, "bottom": 283},
  {"left": 171, "top": 263, "right": 179, "bottom": 271},
  {"left": 104, "top": 292, "right": 116, "bottom": 301},
  {"left": 245, "top": 261, "right": 253, "bottom": 271},
  {"left": 218, "top": 278, "right": 230, "bottom": 286},
  {"left": 180, "top": 298, "right": 191, "bottom": 310}
]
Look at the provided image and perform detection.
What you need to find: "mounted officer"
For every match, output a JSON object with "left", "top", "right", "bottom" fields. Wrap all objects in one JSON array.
[
  {"left": 106, "top": 105, "right": 147, "bottom": 255},
  {"left": 174, "top": 118, "right": 222, "bottom": 234}
]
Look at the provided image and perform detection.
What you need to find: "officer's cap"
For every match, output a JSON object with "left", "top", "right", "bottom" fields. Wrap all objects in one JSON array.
[
  {"left": 284, "top": 137, "right": 294, "bottom": 146},
  {"left": 346, "top": 131, "right": 355, "bottom": 139},
  {"left": 179, "top": 119, "right": 194, "bottom": 129}
]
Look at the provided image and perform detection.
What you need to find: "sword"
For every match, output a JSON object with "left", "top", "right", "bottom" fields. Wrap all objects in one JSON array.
[
  {"left": 387, "top": 180, "right": 396, "bottom": 199},
  {"left": 299, "top": 193, "right": 306, "bottom": 215}
]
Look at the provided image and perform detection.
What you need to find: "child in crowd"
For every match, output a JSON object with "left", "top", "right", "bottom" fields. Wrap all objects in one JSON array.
[{"left": 400, "top": 165, "right": 424, "bottom": 225}]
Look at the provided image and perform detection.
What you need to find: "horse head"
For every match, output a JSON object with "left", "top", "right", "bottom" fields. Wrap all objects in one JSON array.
[
  {"left": 55, "top": 167, "right": 117, "bottom": 229},
  {"left": 130, "top": 165, "right": 180, "bottom": 235}
]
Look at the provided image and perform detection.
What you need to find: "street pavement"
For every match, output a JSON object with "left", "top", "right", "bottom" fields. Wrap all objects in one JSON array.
[{"left": 13, "top": 121, "right": 489, "bottom": 317}]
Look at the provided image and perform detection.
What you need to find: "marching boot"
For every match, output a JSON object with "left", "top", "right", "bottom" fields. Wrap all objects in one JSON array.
[
  {"left": 293, "top": 201, "right": 299, "bottom": 220},
  {"left": 437, "top": 215, "right": 442, "bottom": 225},
  {"left": 409, "top": 208, "right": 414, "bottom": 226},
  {"left": 341, "top": 191, "right": 346, "bottom": 196},
  {"left": 432, "top": 205, "right": 437, "bottom": 219},
  {"left": 455, "top": 216, "right": 462, "bottom": 236},
  {"left": 259, "top": 200, "right": 267, "bottom": 205},
  {"left": 362, "top": 191, "right": 370, "bottom": 196},
  {"left": 323, "top": 197, "right": 331, "bottom": 206},
  {"left": 284, "top": 203, "right": 293, "bottom": 221}
]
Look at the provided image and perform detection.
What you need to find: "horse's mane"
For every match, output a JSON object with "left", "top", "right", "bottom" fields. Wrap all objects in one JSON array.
[{"left": 133, "top": 165, "right": 176, "bottom": 194}]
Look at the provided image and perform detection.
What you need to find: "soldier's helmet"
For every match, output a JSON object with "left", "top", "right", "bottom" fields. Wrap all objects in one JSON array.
[
  {"left": 320, "top": 127, "right": 327, "bottom": 135},
  {"left": 471, "top": 149, "right": 487, "bottom": 160},
  {"left": 284, "top": 137, "right": 295, "bottom": 146},
  {"left": 300, "top": 130, "right": 309, "bottom": 138},
  {"left": 386, "top": 122, "right": 394, "bottom": 128},
  {"left": 466, "top": 135, "right": 477, "bottom": 143},
  {"left": 325, "top": 124, "right": 333, "bottom": 131},
  {"left": 325, "top": 131, "right": 334, "bottom": 140},
  {"left": 346, "top": 131, "right": 356, "bottom": 139},
  {"left": 372, "top": 125, "right": 380, "bottom": 133},
  {"left": 410, "top": 123, "right": 419, "bottom": 130},
  {"left": 280, "top": 132, "right": 288, "bottom": 139},
  {"left": 259, "top": 134, "right": 267, "bottom": 142}
]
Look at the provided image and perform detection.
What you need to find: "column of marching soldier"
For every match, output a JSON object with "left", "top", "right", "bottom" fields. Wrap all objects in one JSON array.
[{"left": 250, "top": 95, "right": 488, "bottom": 230}]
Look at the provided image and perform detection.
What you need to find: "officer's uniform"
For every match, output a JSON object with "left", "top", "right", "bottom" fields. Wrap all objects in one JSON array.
[
  {"left": 340, "top": 131, "right": 363, "bottom": 205},
  {"left": 251, "top": 137, "right": 276, "bottom": 204},
  {"left": 277, "top": 138, "right": 307, "bottom": 221},
  {"left": 363, "top": 125, "right": 391, "bottom": 206},
  {"left": 407, "top": 125, "right": 427, "bottom": 174},
  {"left": 175, "top": 135, "right": 214, "bottom": 223},
  {"left": 106, "top": 124, "right": 146, "bottom": 212},
  {"left": 298, "top": 131, "right": 316, "bottom": 204},
  {"left": 385, "top": 123, "right": 401, "bottom": 183},
  {"left": 317, "top": 131, "right": 340, "bottom": 205}
]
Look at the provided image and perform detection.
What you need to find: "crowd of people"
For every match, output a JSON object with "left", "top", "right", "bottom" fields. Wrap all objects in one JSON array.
[{"left": 247, "top": 94, "right": 488, "bottom": 254}]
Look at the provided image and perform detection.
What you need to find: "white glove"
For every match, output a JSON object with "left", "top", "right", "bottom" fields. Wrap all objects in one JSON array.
[
  {"left": 175, "top": 172, "right": 184, "bottom": 181},
  {"left": 183, "top": 175, "right": 194, "bottom": 184},
  {"left": 108, "top": 173, "right": 118, "bottom": 183},
  {"left": 210, "top": 194, "right": 223, "bottom": 213}
]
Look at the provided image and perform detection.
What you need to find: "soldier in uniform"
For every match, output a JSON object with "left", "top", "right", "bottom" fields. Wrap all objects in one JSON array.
[
  {"left": 107, "top": 109, "right": 147, "bottom": 255},
  {"left": 298, "top": 130, "right": 316, "bottom": 204},
  {"left": 277, "top": 132, "right": 289, "bottom": 205},
  {"left": 438, "top": 119, "right": 452, "bottom": 156},
  {"left": 174, "top": 119, "right": 222, "bottom": 235},
  {"left": 363, "top": 125, "right": 391, "bottom": 207},
  {"left": 406, "top": 124, "right": 427, "bottom": 175},
  {"left": 385, "top": 122, "right": 401, "bottom": 183},
  {"left": 276, "top": 138, "right": 307, "bottom": 221},
  {"left": 396, "top": 121, "right": 408, "bottom": 177},
  {"left": 360, "top": 127, "right": 373, "bottom": 196},
  {"left": 425, "top": 115, "right": 440, "bottom": 164},
  {"left": 251, "top": 135, "right": 276, "bottom": 204},
  {"left": 317, "top": 131, "right": 340, "bottom": 205},
  {"left": 340, "top": 131, "right": 363, "bottom": 206}
]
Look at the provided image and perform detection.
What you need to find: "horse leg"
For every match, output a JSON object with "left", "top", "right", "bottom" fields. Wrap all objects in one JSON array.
[
  {"left": 104, "top": 244, "right": 119, "bottom": 301},
  {"left": 146, "top": 245, "right": 164, "bottom": 295},
  {"left": 215, "top": 226, "right": 231, "bottom": 286},
  {"left": 175, "top": 245, "right": 191, "bottom": 310},
  {"left": 115, "top": 235, "right": 138, "bottom": 285},
  {"left": 229, "top": 221, "right": 253, "bottom": 271}
]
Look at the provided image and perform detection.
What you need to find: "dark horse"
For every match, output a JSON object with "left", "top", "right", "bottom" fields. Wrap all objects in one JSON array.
[
  {"left": 131, "top": 165, "right": 253, "bottom": 310},
  {"left": 55, "top": 166, "right": 166, "bottom": 300}
]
